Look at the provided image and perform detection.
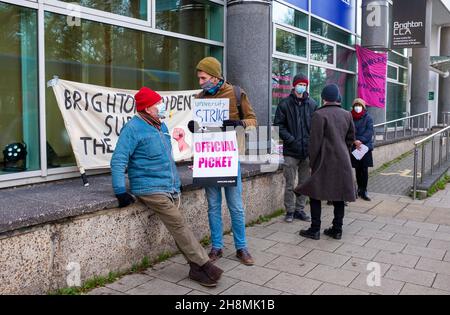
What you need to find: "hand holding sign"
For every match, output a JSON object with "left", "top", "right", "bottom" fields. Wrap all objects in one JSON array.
[{"left": 222, "top": 119, "right": 244, "bottom": 128}]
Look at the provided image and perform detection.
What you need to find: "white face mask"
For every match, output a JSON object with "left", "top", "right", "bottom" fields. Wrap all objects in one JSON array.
[
  {"left": 354, "top": 106, "right": 363, "bottom": 113},
  {"left": 157, "top": 102, "right": 167, "bottom": 119}
]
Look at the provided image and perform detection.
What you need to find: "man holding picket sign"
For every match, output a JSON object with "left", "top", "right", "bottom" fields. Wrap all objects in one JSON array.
[
  {"left": 111, "top": 87, "right": 223, "bottom": 287},
  {"left": 188, "top": 57, "right": 258, "bottom": 266}
]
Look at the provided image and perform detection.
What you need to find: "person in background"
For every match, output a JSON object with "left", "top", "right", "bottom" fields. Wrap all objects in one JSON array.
[
  {"left": 273, "top": 73, "right": 318, "bottom": 223},
  {"left": 111, "top": 87, "right": 223, "bottom": 287},
  {"left": 294, "top": 84, "right": 356, "bottom": 240},
  {"left": 350, "top": 98, "right": 374, "bottom": 201}
]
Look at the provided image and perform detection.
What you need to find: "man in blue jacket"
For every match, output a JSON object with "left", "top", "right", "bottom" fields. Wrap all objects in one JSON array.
[{"left": 111, "top": 87, "right": 223, "bottom": 287}]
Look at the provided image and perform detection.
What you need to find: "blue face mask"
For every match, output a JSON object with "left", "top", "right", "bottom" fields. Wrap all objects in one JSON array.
[
  {"left": 295, "top": 85, "right": 307, "bottom": 95},
  {"left": 156, "top": 102, "right": 167, "bottom": 119}
]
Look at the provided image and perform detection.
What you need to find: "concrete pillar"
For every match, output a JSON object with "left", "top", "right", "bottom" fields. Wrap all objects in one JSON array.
[
  {"left": 361, "top": 0, "right": 390, "bottom": 50},
  {"left": 410, "top": 0, "right": 432, "bottom": 116},
  {"left": 226, "top": 0, "right": 272, "bottom": 128},
  {"left": 438, "top": 27, "right": 450, "bottom": 124}
]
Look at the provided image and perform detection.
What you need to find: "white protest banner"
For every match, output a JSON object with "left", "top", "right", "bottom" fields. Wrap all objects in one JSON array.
[
  {"left": 193, "top": 98, "right": 229, "bottom": 127},
  {"left": 192, "top": 131, "right": 239, "bottom": 187},
  {"left": 49, "top": 78, "right": 200, "bottom": 171}
]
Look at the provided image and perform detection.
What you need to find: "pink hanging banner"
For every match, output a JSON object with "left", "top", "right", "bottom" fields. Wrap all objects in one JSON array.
[{"left": 356, "top": 45, "right": 388, "bottom": 108}]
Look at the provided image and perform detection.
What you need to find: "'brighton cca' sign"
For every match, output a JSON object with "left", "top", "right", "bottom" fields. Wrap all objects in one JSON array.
[{"left": 391, "top": 0, "right": 427, "bottom": 48}]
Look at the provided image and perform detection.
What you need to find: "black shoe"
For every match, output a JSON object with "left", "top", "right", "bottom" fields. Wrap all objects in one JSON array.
[
  {"left": 299, "top": 228, "right": 320, "bottom": 240},
  {"left": 323, "top": 227, "right": 342, "bottom": 240},
  {"left": 293, "top": 210, "right": 311, "bottom": 222},
  {"left": 359, "top": 190, "right": 371, "bottom": 201},
  {"left": 284, "top": 213, "right": 294, "bottom": 223}
]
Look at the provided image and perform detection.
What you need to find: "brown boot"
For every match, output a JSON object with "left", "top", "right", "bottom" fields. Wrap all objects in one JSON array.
[
  {"left": 188, "top": 262, "right": 223, "bottom": 287},
  {"left": 208, "top": 248, "right": 223, "bottom": 262},
  {"left": 201, "top": 261, "right": 223, "bottom": 281},
  {"left": 236, "top": 248, "right": 254, "bottom": 266}
]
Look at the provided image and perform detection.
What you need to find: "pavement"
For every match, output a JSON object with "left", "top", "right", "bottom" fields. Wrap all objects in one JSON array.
[
  {"left": 369, "top": 138, "right": 448, "bottom": 196},
  {"left": 87, "top": 185, "right": 450, "bottom": 295},
  {"left": 369, "top": 150, "right": 417, "bottom": 196}
]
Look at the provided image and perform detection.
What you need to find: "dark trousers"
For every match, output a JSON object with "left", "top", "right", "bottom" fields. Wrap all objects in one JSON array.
[
  {"left": 355, "top": 166, "right": 369, "bottom": 191},
  {"left": 310, "top": 198, "right": 345, "bottom": 232}
]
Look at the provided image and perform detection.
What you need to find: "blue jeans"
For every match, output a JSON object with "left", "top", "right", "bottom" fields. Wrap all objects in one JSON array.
[{"left": 205, "top": 165, "right": 247, "bottom": 251}]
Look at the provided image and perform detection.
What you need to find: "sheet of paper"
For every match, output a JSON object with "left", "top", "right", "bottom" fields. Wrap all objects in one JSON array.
[{"left": 352, "top": 144, "right": 369, "bottom": 160}]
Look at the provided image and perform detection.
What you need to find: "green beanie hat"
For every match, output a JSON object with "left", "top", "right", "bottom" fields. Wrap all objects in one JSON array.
[{"left": 196, "top": 57, "right": 223, "bottom": 79}]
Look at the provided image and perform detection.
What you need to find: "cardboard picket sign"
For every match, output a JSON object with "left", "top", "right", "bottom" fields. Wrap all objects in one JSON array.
[
  {"left": 192, "top": 131, "right": 239, "bottom": 187},
  {"left": 193, "top": 98, "right": 229, "bottom": 127}
]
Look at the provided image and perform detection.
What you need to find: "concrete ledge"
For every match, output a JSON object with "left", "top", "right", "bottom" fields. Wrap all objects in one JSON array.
[
  {"left": 0, "top": 164, "right": 276, "bottom": 235},
  {"left": 0, "top": 167, "right": 284, "bottom": 294},
  {"left": 371, "top": 137, "right": 418, "bottom": 171},
  {"left": 415, "top": 167, "right": 450, "bottom": 193}
]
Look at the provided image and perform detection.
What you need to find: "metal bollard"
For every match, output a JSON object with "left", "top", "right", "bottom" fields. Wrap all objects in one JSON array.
[
  {"left": 413, "top": 146, "right": 418, "bottom": 200},
  {"left": 421, "top": 145, "right": 426, "bottom": 184},
  {"left": 431, "top": 139, "right": 435, "bottom": 175}
]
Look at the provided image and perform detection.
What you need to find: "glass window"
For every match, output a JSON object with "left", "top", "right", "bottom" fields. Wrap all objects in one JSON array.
[
  {"left": 273, "top": 1, "right": 308, "bottom": 31},
  {"left": 393, "top": 48, "right": 406, "bottom": 56},
  {"left": 398, "top": 67, "right": 407, "bottom": 84},
  {"left": 336, "top": 45, "right": 356, "bottom": 72},
  {"left": 275, "top": 28, "right": 307, "bottom": 58},
  {"left": 45, "top": 12, "right": 223, "bottom": 169},
  {"left": 311, "top": 17, "right": 355, "bottom": 46},
  {"left": 309, "top": 66, "right": 356, "bottom": 111},
  {"left": 0, "top": 3, "right": 39, "bottom": 176},
  {"left": 59, "top": 0, "right": 147, "bottom": 20},
  {"left": 388, "top": 51, "right": 408, "bottom": 68},
  {"left": 388, "top": 65, "right": 398, "bottom": 80},
  {"left": 386, "top": 83, "right": 407, "bottom": 121},
  {"left": 156, "top": 0, "right": 224, "bottom": 41},
  {"left": 310, "top": 39, "right": 334, "bottom": 64},
  {"left": 272, "top": 58, "right": 308, "bottom": 120}
]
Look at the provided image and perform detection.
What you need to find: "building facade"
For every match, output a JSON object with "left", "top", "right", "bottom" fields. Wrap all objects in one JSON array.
[
  {"left": 1, "top": 0, "right": 225, "bottom": 187},
  {"left": 271, "top": 0, "right": 409, "bottom": 123},
  {"left": 0, "top": 0, "right": 449, "bottom": 188}
]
